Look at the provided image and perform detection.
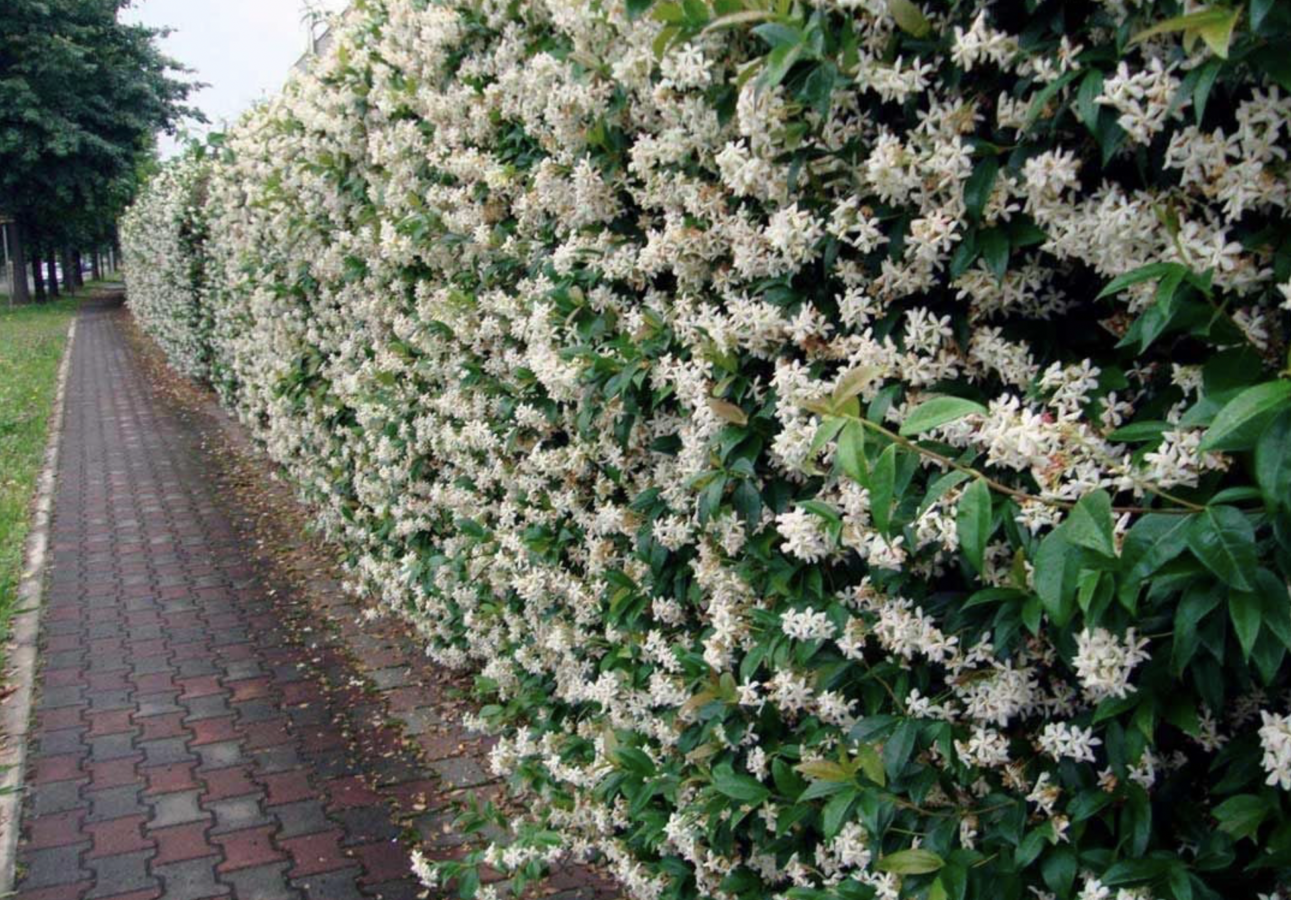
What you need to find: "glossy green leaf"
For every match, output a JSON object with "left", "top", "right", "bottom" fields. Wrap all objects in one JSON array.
[
  {"left": 1186, "top": 506, "right": 1257, "bottom": 590},
  {"left": 1229, "top": 588, "right": 1261, "bottom": 660},
  {"left": 1199, "top": 380, "right": 1291, "bottom": 452},
  {"left": 956, "top": 478, "right": 992, "bottom": 573},
  {"left": 1066, "top": 490, "right": 1116, "bottom": 558},
  {"left": 712, "top": 764, "right": 772, "bottom": 804},
  {"left": 875, "top": 848, "right": 944, "bottom": 875},
  {"left": 899, "top": 396, "right": 987, "bottom": 437},
  {"left": 871, "top": 444, "right": 897, "bottom": 535},
  {"left": 1255, "top": 410, "right": 1291, "bottom": 511},
  {"left": 887, "top": 0, "right": 931, "bottom": 37}
]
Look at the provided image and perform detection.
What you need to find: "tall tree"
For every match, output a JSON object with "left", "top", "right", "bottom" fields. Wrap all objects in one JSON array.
[{"left": 0, "top": 0, "right": 199, "bottom": 298}]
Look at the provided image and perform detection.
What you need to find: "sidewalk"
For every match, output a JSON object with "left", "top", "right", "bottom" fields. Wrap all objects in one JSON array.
[{"left": 12, "top": 294, "right": 613, "bottom": 900}]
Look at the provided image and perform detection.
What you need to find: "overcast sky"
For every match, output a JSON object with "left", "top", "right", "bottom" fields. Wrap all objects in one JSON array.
[{"left": 122, "top": 0, "right": 347, "bottom": 155}]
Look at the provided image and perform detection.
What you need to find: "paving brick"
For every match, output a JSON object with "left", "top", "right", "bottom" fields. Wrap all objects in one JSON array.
[
  {"left": 19, "top": 843, "right": 90, "bottom": 888},
  {"left": 146, "top": 789, "right": 208, "bottom": 828},
  {"left": 85, "top": 784, "right": 147, "bottom": 822},
  {"left": 271, "top": 800, "right": 333, "bottom": 840},
  {"left": 84, "top": 849, "right": 157, "bottom": 899},
  {"left": 13, "top": 879, "right": 93, "bottom": 900},
  {"left": 213, "top": 826, "right": 286, "bottom": 873},
  {"left": 143, "top": 762, "right": 198, "bottom": 795},
  {"left": 151, "top": 856, "right": 231, "bottom": 900},
  {"left": 223, "top": 861, "right": 301, "bottom": 900},
  {"left": 351, "top": 841, "right": 409, "bottom": 885},
  {"left": 33, "top": 754, "right": 85, "bottom": 784},
  {"left": 290, "top": 869, "right": 363, "bottom": 900},
  {"left": 150, "top": 822, "right": 214, "bottom": 866},
  {"left": 281, "top": 831, "right": 351, "bottom": 877},
  {"left": 201, "top": 767, "right": 257, "bottom": 802},
  {"left": 195, "top": 741, "right": 243, "bottom": 772},
  {"left": 25, "top": 809, "right": 88, "bottom": 850},
  {"left": 87, "top": 755, "right": 143, "bottom": 790},
  {"left": 138, "top": 737, "right": 194, "bottom": 768},
  {"left": 31, "top": 779, "right": 88, "bottom": 816},
  {"left": 260, "top": 771, "right": 313, "bottom": 808},
  {"left": 208, "top": 795, "right": 272, "bottom": 835},
  {"left": 85, "top": 814, "right": 154, "bottom": 858}
]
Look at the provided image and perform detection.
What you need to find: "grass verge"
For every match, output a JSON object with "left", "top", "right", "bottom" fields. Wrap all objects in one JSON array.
[{"left": 0, "top": 286, "right": 99, "bottom": 675}]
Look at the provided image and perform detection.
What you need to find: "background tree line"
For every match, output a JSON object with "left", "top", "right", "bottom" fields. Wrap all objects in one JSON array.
[{"left": 0, "top": 0, "right": 198, "bottom": 303}]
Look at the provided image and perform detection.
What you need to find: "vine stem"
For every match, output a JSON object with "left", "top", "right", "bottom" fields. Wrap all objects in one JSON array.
[{"left": 838, "top": 412, "right": 1205, "bottom": 515}]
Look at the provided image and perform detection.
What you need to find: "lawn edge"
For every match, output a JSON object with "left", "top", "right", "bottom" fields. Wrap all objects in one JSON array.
[{"left": 0, "top": 312, "right": 78, "bottom": 894}]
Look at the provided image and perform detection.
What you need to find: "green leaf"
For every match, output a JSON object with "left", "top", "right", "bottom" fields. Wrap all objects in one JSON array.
[
  {"left": 1193, "top": 57, "right": 1224, "bottom": 123},
  {"left": 712, "top": 764, "right": 772, "bottom": 804},
  {"left": 1199, "top": 380, "right": 1291, "bottom": 452},
  {"left": 1121, "top": 513, "right": 1191, "bottom": 584},
  {"left": 822, "top": 787, "right": 858, "bottom": 839},
  {"left": 1214, "top": 793, "right": 1273, "bottom": 841},
  {"left": 1251, "top": 0, "right": 1274, "bottom": 31},
  {"left": 1076, "top": 68, "right": 1104, "bottom": 132},
  {"left": 1042, "top": 847, "right": 1077, "bottom": 898},
  {"left": 1229, "top": 588, "right": 1261, "bottom": 661},
  {"left": 760, "top": 42, "right": 803, "bottom": 90},
  {"left": 1173, "top": 583, "right": 1221, "bottom": 675},
  {"left": 979, "top": 228, "right": 1009, "bottom": 282},
  {"left": 887, "top": 0, "right": 931, "bottom": 37},
  {"left": 1035, "top": 526, "right": 1080, "bottom": 626},
  {"left": 875, "top": 849, "right": 945, "bottom": 875},
  {"left": 1186, "top": 506, "right": 1257, "bottom": 590},
  {"left": 702, "top": 9, "right": 777, "bottom": 33},
  {"left": 733, "top": 479, "right": 762, "bottom": 531},
  {"left": 1255, "top": 410, "right": 1291, "bottom": 511},
  {"left": 833, "top": 366, "right": 885, "bottom": 407},
  {"left": 1108, "top": 421, "right": 1169, "bottom": 443},
  {"left": 1067, "top": 490, "right": 1116, "bottom": 558},
  {"left": 871, "top": 444, "right": 897, "bottom": 535},
  {"left": 1132, "top": 7, "right": 1243, "bottom": 58},
  {"left": 963, "top": 156, "right": 998, "bottom": 222},
  {"left": 1256, "top": 568, "right": 1291, "bottom": 651},
  {"left": 1097, "top": 262, "right": 1187, "bottom": 300},
  {"left": 957, "top": 479, "right": 992, "bottom": 574},
  {"left": 708, "top": 397, "right": 749, "bottom": 426},
  {"left": 837, "top": 420, "right": 868, "bottom": 484},
  {"left": 899, "top": 396, "right": 987, "bottom": 437},
  {"left": 854, "top": 744, "right": 886, "bottom": 787}
]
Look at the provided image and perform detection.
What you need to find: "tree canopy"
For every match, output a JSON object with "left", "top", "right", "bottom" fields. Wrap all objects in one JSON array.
[{"left": 0, "top": 0, "right": 199, "bottom": 251}]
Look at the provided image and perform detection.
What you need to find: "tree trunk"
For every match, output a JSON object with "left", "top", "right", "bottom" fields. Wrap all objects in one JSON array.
[
  {"left": 6, "top": 221, "right": 30, "bottom": 305},
  {"left": 71, "top": 249, "right": 84, "bottom": 288},
  {"left": 47, "top": 250, "right": 60, "bottom": 297},
  {"left": 60, "top": 247, "right": 74, "bottom": 294},
  {"left": 91, "top": 249, "right": 102, "bottom": 282},
  {"left": 31, "top": 243, "right": 45, "bottom": 302}
]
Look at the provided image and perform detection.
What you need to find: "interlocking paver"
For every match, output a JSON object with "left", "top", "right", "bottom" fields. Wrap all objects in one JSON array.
[{"left": 15, "top": 297, "right": 617, "bottom": 899}]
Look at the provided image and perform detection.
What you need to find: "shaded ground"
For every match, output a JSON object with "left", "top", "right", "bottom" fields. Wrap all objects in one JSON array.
[{"left": 14, "top": 294, "right": 616, "bottom": 900}]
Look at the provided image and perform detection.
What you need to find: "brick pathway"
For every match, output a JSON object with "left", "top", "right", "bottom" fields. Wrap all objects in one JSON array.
[{"left": 13, "top": 295, "right": 615, "bottom": 900}]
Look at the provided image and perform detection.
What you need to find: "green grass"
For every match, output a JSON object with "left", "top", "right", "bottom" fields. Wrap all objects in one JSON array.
[{"left": 0, "top": 291, "right": 84, "bottom": 668}]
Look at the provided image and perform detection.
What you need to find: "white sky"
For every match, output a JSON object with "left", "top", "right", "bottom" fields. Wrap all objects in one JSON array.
[{"left": 121, "top": 0, "right": 347, "bottom": 155}]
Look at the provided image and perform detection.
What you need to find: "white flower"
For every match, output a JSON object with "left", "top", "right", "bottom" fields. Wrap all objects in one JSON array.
[
  {"left": 1073, "top": 627, "right": 1151, "bottom": 701},
  {"left": 1259, "top": 711, "right": 1291, "bottom": 790}
]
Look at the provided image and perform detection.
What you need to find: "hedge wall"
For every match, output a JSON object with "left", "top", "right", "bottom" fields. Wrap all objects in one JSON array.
[{"left": 122, "top": 1, "right": 1291, "bottom": 898}]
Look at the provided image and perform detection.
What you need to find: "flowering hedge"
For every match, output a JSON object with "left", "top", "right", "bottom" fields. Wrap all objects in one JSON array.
[{"left": 122, "top": 1, "right": 1291, "bottom": 898}]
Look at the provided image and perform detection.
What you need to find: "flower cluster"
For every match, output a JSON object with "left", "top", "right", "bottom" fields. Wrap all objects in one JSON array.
[{"left": 123, "top": 1, "right": 1291, "bottom": 899}]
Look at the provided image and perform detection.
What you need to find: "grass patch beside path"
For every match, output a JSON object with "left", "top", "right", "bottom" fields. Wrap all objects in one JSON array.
[{"left": 0, "top": 287, "right": 98, "bottom": 675}]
